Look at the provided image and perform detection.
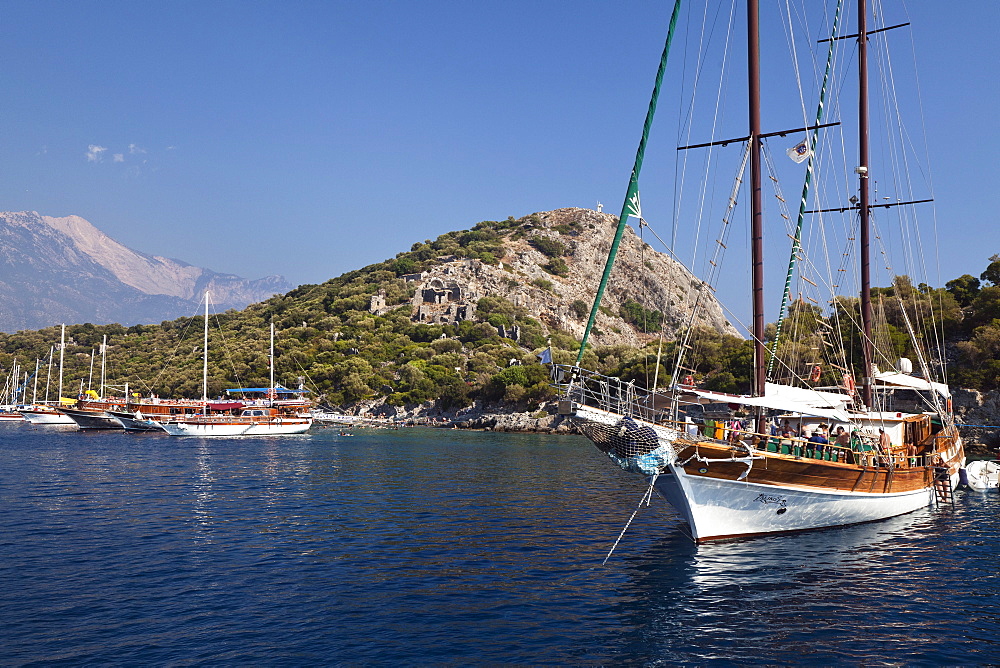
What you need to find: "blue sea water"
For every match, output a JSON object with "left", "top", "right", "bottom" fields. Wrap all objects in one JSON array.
[{"left": 1, "top": 421, "right": 998, "bottom": 665}]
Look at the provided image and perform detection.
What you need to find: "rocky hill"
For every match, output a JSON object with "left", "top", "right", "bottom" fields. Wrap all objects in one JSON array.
[
  {"left": 0, "top": 211, "right": 291, "bottom": 332},
  {"left": 378, "top": 207, "right": 737, "bottom": 348}
]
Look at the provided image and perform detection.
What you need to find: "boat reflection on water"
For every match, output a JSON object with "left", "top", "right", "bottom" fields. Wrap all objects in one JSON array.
[{"left": 607, "top": 493, "right": 1000, "bottom": 665}]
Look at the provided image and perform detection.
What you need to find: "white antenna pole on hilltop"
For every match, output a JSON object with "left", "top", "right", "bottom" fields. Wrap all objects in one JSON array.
[{"left": 597, "top": 201, "right": 603, "bottom": 213}]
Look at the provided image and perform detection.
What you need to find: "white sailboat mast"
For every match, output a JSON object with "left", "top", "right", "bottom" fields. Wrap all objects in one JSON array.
[
  {"left": 57, "top": 324, "right": 65, "bottom": 403},
  {"left": 44, "top": 346, "right": 53, "bottom": 403},
  {"left": 99, "top": 335, "right": 107, "bottom": 400},
  {"left": 270, "top": 321, "right": 275, "bottom": 403},
  {"left": 202, "top": 292, "right": 210, "bottom": 404}
]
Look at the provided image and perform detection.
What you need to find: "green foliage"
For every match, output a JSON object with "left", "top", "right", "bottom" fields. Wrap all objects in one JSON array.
[
  {"left": 946, "top": 274, "right": 981, "bottom": 306},
  {"left": 528, "top": 235, "right": 566, "bottom": 258},
  {"left": 619, "top": 300, "right": 663, "bottom": 333},
  {"left": 614, "top": 354, "right": 671, "bottom": 387},
  {"left": 702, "top": 371, "right": 739, "bottom": 393},
  {"left": 391, "top": 256, "right": 417, "bottom": 276},
  {"left": 952, "top": 320, "right": 1000, "bottom": 390},
  {"left": 570, "top": 300, "right": 589, "bottom": 318},
  {"left": 532, "top": 277, "right": 554, "bottom": 292},
  {"left": 493, "top": 364, "right": 529, "bottom": 387},
  {"left": 966, "top": 286, "right": 1000, "bottom": 331},
  {"left": 543, "top": 257, "right": 569, "bottom": 277},
  {"left": 981, "top": 255, "right": 1000, "bottom": 286}
]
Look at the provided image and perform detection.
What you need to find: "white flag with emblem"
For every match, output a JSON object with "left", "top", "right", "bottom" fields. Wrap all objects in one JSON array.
[{"left": 786, "top": 139, "right": 812, "bottom": 163}]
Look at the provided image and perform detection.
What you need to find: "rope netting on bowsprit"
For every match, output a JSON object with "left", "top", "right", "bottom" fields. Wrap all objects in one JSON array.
[{"left": 576, "top": 415, "right": 677, "bottom": 476}]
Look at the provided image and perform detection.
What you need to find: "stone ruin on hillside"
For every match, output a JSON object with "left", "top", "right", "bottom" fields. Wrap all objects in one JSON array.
[{"left": 370, "top": 258, "right": 484, "bottom": 328}]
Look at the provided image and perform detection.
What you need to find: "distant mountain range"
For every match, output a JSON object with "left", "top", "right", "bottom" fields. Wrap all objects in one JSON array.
[{"left": 0, "top": 211, "right": 292, "bottom": 332}]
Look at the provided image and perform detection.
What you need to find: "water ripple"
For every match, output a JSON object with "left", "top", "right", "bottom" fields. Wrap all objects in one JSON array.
[{"left": 1, "top": 423, "right": 998, "bottom": 664}]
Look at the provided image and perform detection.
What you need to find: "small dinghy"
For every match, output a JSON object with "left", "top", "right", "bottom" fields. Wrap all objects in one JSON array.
[{"left": 964, "top": 460, "right": 1000, "bottom": 492}]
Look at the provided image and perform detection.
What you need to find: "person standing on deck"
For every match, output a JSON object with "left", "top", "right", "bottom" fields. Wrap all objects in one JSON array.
[
  {"left": 878, "top": 428, "right": 893, "bottom": 466},
  {"left": 834, "top": 426, "right": 851, "bottom": 462},
  {"left": 878, "top": 428, "right": 891, "bottom": 453}
]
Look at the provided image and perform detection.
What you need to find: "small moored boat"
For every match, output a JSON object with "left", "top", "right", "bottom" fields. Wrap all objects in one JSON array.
[{"left": 964, "top": 460, "right": 1000, "bottom": 492}]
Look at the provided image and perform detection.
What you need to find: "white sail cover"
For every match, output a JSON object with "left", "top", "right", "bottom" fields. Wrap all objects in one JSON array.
[
  {"left": 764, "top": 382, "right": 851, "bottom": 407},
  {"left": 874, "top": 371, "right": 951, "bottom": 399},
  {"left": 685, "top": 382, "right": 851, "bottom": 422}
]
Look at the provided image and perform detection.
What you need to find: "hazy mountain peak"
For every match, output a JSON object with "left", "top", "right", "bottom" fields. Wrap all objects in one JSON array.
[{"left": 0, "top": 211, "right": 292, "bottom": 332}]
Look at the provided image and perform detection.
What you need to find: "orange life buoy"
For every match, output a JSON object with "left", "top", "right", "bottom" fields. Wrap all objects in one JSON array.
[
  {"left": 683, "top": 375, "right": 695, "bottom": 387},
  {"left": 809, "top": 365, "right": 822, "bottom": 383},
  {"left": 842, "top": 373, "right": 856, "bottom": 395}
]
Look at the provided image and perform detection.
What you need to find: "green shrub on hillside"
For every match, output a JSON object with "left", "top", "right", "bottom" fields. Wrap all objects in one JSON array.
[
  {"left": 528, "top": 236, "right": 566, "bottom": 258},
  {"left": 619, "top": 300, "right": 663, "bottom": 333},
  {"left": 544, "top": 258, "right": 569, "bottom": 277}
]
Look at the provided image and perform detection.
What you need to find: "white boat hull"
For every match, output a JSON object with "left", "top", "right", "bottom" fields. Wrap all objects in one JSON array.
[
  {"left": 158, "top": 418, "right": 312, "bottom": 437},
  {"left": 20, "top": 409, "right": 80, "bottom": 425},
  {"left": 654, "top": 465, "right": 937, "bottom": 542},
  {"left": 964, "top": 460, "right": 1000, "bottom": 492}
]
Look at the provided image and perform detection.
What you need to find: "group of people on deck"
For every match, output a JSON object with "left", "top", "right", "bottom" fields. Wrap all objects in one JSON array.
[
  {"left": 776, "top": 420, "right": 916, "bottom": 466},
  {"left": 684, "top": 413, "right": 916, "bottom": 466}
]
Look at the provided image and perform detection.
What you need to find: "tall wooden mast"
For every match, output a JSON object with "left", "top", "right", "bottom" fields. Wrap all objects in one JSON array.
[
  {"left": 858, "top": 0, "right": 874, "bottom": 408},
  {"left": 748, "top": 0, "right": 766, "bottom": 399}
]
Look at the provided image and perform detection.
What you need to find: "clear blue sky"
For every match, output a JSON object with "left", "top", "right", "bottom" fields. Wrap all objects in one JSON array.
[{"left": 0, "top": 1, "right": 995, "bottom": 329}]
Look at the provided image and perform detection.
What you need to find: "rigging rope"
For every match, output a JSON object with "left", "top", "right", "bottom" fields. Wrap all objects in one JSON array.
[
  {"left": 603, "top": 473, "right": 659, "bottom": 566},
  {"left": 767, "top": 0, "right": 843, "bottom": 380},
  {"left": 576, "top": 0, "right": 684, "bottom": 365}
]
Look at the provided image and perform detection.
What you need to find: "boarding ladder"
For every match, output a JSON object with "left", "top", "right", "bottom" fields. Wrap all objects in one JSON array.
[{"left": 932, "top": 467, "right": 954, "bottom": 508}]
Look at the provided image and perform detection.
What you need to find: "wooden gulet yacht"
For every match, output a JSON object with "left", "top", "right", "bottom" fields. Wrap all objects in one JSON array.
[
  {"left": 155, "top": 296, "right": 312, "bottom": 437},
  {"left": 556, "top": 0, "right": 964, "bottom": 543}
]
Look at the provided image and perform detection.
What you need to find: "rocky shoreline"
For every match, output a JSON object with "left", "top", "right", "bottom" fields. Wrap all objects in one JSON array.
[
  {"left": 953, "top": 388, "right": 1000, "bottom": 456},
  {"left": 343, "top": 397, "right": 579, "bottom": 434},
  {"left": 339, "top": 388, "right": 1000, "bottom": 455}
]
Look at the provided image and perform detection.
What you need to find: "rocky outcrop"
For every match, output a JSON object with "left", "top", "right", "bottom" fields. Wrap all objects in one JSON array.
[
  {"left": 953, "top": 388, "right": 1000, "bottom": 454},
  {"left": 0, "top": 211, "right": 291, "bottom": 332},
  {"left": 501, "top": 208, "right": 739, "bottom": 346},
  {"left": 381, "top": 208, "right": 738, "bottom": 347},
  {"left": 339, "top": 397, "right": 578, "bottom": 434},
  {"left": 448, "top": 411, "right": 578, "bottom": 434}
]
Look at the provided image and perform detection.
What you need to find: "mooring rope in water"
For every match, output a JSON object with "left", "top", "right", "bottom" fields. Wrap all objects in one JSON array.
[{"left": 603, "top": 473, "right": 658, "bottom": 566}]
